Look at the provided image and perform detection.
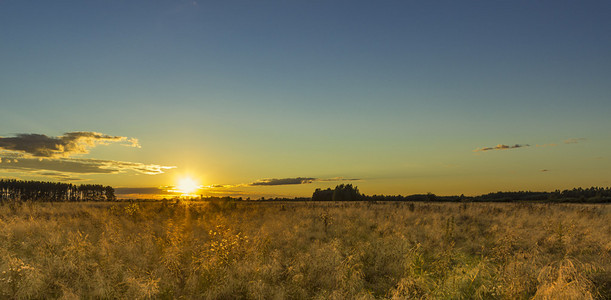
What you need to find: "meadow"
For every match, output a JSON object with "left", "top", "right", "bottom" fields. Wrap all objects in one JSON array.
[{"left": 0, "top": 200, "right": 609, "bottom": 299}]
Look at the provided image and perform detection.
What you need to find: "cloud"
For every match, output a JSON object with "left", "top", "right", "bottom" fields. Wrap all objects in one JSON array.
[
  {"left": 317, "top": 177, "right": 361, "bottom": 182},
  {"left": 564, "top": 138, "right": 587, "bottom": 144},
  {"left": 541, "top": 169, "right": 550, "bottom": 172},
  {"left": 0, "top": 153, "right": 174, "bottom": 175},
  {"left": 95, "top": 159, "right": 175, "bottom": 175},
  {"left": 474, "top": 144, "right": 529, "bottom": 152},
  {"left": 0, "top": 131, "right": 172, "bottom": 180},
  {"left": 206, "top": 184, "right": 235, "bottom": 188},
  {"left": 248, "top": 176, "right": 360, "bottom": 186},
  {"left": 0, "top": 131, "right": 140, "bottom": 158},
  {"left": 250, "top": 177, "right": 316, "bottom": 186},
  {"left": 0, "top": 166, "right": 86, "bottom": 181},
  {"left": 36, "top": 171, "right": 85, "bottom": 181},
  {"left": 536, "top": 143, "right": 557, "bottom": 147}
]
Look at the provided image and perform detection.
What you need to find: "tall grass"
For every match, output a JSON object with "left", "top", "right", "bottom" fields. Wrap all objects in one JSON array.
[{"left": 0, "top": 200, "right": 609, "bottom": 299}]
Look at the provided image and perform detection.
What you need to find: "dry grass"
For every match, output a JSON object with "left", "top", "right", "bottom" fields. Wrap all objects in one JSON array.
[{"left": 0, "top": 200, "right": 609, "bottom": 299}]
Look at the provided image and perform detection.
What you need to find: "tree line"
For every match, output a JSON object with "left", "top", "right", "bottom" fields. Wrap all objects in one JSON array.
[
  {"left": 0, "top": 179, "right": 115, "bottom": 202},
  {"left": 472, "top": 187, "right": 611, "bottom": 202},
  {"left": 312, "top": 185, "right": 611, "bottom": 203}
]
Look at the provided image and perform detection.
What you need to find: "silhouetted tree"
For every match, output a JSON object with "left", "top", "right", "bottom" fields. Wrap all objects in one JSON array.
[
  {"left": 312, "top": 188, "right": 334, "bottom": 201},
  {"left": 312, "top": 185, "right": 361, "bottom": 201},
  {"left": 332, "top": 184, "right": 361, "bottom": 201}
]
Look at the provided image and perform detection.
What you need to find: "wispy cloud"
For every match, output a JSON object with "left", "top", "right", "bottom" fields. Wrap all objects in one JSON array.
[
  {"left": 541, "top": 169, "right": 550, "bottom": 172},
  {"left": 474, "top": 144, "right": 529, "bottom": 152},
  {"left": 0, "top": 167, "right": 86, "bottom": 181},
  {"left": 0, "top": 153, "right": 174, "bottom": 175},
  {"left": 36, "top": 171, "right": 85, "bottom": 181},
  {"left": 0, "top": 131, "right": 139, "bottom": 158},
  {"left": 249, "top": 176, "right": 361, "bottom": 186},
  {"left": 250, "top": 177, "right": 316, "bottom": 186},
  {"left": 475, "top": 137, "right": 589, "bottom": 155},
  {"left": 564, "top": 138, "right": 587, "bottom": 144},
  {"left": 205, "top": 184, "right": 236, "bottom": 188},
  {"left": 318, "top": 177, "right": 361, "bottom": 182}
]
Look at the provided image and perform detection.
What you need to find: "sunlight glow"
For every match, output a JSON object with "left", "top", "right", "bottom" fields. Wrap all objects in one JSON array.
[{"left": 175, "top": 177, "right": 202, "bottom": 196}]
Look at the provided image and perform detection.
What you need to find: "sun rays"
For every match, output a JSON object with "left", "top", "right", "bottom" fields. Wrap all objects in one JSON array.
[{"left": 174, "top": 176, "right": 203, "bottom": 196}]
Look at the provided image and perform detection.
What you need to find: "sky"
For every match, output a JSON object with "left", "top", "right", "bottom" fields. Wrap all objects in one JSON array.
[{"left": 1, "top": 0, "right": 610, "bottom": 199}]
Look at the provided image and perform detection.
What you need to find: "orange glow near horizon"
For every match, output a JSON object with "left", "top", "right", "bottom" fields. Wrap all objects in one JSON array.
[{"left": 175, "top": 176, "right": 203, "bottom": 196}]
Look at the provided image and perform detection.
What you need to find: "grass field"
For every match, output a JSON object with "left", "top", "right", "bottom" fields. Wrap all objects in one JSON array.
[{"left": 0, "top": 200, "right": 609, "bottom": 299}]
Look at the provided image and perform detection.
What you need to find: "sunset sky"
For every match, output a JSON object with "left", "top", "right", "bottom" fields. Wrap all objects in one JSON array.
[{"left": 1, "top": 1, "right": 610, "bottom": 199}]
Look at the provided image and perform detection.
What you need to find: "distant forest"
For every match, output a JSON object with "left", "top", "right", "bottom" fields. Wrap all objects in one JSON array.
[
  {"left": 0, "top": 179, "right": 115, "bottom": 202},
  {"left": 312, "top": 184, "right": 611, "bottom": 203}
]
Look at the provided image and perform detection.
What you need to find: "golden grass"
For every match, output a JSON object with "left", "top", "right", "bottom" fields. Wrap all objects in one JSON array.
[{"left": 0, "top": 200, "right": 609, "bottom": 299}]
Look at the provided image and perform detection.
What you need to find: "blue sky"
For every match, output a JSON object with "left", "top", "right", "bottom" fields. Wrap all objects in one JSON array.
[{"left": 1, "top": 1, "right": 610, "bottom": 198}]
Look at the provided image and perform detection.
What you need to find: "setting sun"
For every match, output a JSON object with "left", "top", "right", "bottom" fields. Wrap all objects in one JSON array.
[{"left": 176, "top": 177, "right": 202, "bottom": 196}]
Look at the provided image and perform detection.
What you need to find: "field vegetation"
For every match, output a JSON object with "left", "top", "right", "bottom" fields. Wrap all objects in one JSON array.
[{"left": 0, "top": 200, "right": 610, "bottom": 299}]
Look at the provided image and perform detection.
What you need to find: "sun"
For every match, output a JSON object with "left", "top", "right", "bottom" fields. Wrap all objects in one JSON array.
[{"left": 176, "top": 177, "right": 202, "bottom": 196}]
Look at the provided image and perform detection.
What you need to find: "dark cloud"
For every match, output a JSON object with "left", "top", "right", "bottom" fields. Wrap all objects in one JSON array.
[
  {"left": 541, "top": 169, "right": 550, "bottom": 172},
  {"left": 564, "top": 138, "right": 587, "bottom": 144},
  {"left": 0, "top": 131, "right": 139, "bottom": 158},
  {"left": 250, "top": 177, "right": 317, "bottom": 186},
  {"left": 474, "top": 144, "right": 529, "bottom": 152}
]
